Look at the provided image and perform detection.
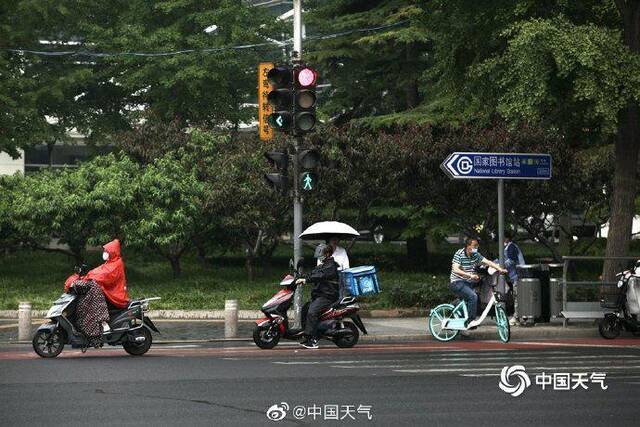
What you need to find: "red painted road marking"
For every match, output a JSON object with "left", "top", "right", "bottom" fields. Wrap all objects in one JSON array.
[{"left": 1, "top": 338, "right": 638, "bottom": 361}]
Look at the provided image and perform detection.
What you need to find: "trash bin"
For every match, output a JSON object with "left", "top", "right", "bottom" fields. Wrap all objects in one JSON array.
[
  {"left": 549, "top": 277, "right": 563, "bottom": 319},
  {"left": 548, "top": 263, "right": 564, "bottom": 279},
  {"left": 516, "top": 265, "right": 542, "bottom": 324},
  {"left": 516, "top": 264, "right": 538, "bottom": 279}
]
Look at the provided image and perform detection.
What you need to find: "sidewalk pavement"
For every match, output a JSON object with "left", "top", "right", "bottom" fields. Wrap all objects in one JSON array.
[{"left": 0, "top": 317, "right": 603, "bottom": 344}]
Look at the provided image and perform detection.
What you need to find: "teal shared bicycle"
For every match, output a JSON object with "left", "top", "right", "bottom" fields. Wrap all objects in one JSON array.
[{"left": 428, "top": 268, "right": 510, "bottom": 343}]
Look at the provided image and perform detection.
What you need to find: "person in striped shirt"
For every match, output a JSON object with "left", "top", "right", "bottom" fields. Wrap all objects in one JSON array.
[{"left": 450, "top": 238, "right": 506, "bottom": 323}]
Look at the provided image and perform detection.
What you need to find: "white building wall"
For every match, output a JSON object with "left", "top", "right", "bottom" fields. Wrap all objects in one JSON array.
[{"left": 0, "top": 150, "right": 24, "bottom": 175}]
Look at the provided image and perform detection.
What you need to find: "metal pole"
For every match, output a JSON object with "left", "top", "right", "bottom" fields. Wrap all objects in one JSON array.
[
  {"left": 292, "top": 0, "right": 304, "bottom": 328},
  {"left": 224, "top": 299, "right": 238, "bottom": 338},
  {"left": 18, "top": 301, "right": 32, "bottom": 341},
  {"left": 293, "top": 0, "right": 302, "bottom": 61},
  {"left": 497, "top": 179, "right": 505, "bottom": 293},
  {"left": 562, "top": 258, "right": 569, "bottom": 328}
]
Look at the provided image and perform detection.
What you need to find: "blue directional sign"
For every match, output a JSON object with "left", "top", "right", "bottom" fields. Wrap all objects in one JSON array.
[{"left": 441, "top": 152, "right": 552, "bottom": 180}]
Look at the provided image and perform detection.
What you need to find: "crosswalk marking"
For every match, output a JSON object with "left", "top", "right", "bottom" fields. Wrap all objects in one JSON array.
[
  {"left": 333, "top": 359, "right": 640, "bottom": 369},
  {"left": 271, "top": 354, "right": 638, "bottom": 366},
  {"left": 266, "top": 348, "right": 640, "bottom": 378},
  {"left": 394, "top": 365, "right": 640, "bottom": 374},
  {"left": 515, "top": 341, "right": 640, "bottom": 349}
]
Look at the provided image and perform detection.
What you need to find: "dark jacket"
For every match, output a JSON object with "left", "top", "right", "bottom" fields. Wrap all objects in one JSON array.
[{"left": 306, "top": 257, "right": 340, "bottom": 300}]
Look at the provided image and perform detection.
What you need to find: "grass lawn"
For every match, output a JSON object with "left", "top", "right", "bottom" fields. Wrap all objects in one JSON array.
[
  {"left": 0, "top": 244, "right": 449, "bottom": 310},
  {"left": 1, "top": 240, "right": 636, "bottom": 311}
]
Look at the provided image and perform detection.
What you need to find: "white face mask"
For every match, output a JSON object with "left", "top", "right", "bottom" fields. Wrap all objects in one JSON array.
[{"left": 102, "top": 251, "right": 109, "bottom": 261}]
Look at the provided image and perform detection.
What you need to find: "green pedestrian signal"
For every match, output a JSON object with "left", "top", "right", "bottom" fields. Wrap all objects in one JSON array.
[{"left": 300, "top": 171, "right": 317, "bottom": 192}]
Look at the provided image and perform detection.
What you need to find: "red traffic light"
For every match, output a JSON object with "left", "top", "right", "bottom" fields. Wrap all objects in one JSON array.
[{"left": 295, "top": 67, "right": 317, "bottom": 88}]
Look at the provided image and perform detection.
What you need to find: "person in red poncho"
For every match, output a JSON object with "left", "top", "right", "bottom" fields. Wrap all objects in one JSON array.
[{"left": 64, "top": 239, "right": 130, "bottom": 345}]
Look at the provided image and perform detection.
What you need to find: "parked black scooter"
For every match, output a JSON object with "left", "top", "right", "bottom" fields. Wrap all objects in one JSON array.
[
  {"left": 32, "top": 267, "right": 160, "bottom": 358},
  {"left": 599, "top": 264, "right": 640, "bottom": 339}
]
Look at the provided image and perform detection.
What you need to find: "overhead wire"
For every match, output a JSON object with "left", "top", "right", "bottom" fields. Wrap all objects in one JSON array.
[{"left": 1, "top": 20, "right": 409, "bottom": 58}]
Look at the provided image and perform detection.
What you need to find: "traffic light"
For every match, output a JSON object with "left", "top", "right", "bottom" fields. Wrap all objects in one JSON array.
[
  {"left": 297, "top": 148, "right": 320, "bottom": 192},
  {"left": 266, "top": 66, "right": 293, "bottom": 133},
  {"left": 293, "top": 65, "right": 318, "bottom": 135},
  {"left": 264, "top": 149, "right": 289, "bottom": 194}
]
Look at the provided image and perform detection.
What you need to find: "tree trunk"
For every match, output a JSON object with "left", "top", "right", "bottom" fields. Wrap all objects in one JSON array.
[
  {"left": 404, "top": 78, "right": 420, "bottom": 110},
  {"left": 195, "top": 242, "right": 209, "bottom": 268},
  {"left": 406, "top": 236, "right": 428, "bottom": 268},
  {"left": 245, "top": 254, "right": 256, "bottom": 282},
  {"left": 168, "top": 255, "right": 182, "bottom": 278},
  {"left": 558, "top": 214, "right": 571, "bottom": 247},
  {"left": 404, "top": 44, "right": 420, "bottom": 109},
  {"left": 603, "top": 103, "right": 640, "bottom": 280},
  {"left": 604, "top": 1, "right": 640, "bottom": 281},
  {"left": 46, "top": 141, "right": 55, "bottom": 167}
]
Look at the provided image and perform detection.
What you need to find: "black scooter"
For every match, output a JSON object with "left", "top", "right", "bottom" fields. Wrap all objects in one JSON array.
[
  {"left": 599, "top": 265, "right": 640, "bottom": 339},
  {"left": 32, "top": 267, "right": 160, "bottom": 358}
]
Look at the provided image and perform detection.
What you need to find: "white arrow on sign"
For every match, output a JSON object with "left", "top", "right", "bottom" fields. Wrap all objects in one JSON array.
[
  {"left": 443, "top": 153, "right": 460, "bottom": 177},
  {"left": 276, "top": 115, "right": 284, "bottom": 127}
]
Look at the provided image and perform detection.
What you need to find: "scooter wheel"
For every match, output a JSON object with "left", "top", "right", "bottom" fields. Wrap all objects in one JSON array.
[
  {"left": 334, "top": 322, "right": 359, "bottom": 348},
  {"left": 32, "top": 328, "right": 65, "bottom": 358},
  {"left": 253, "top": 324, "right": 280, "bottom": 349},
  {"left": 123, "top": 327, "right": 152, "bottom": 355},
  {"left": 598, "top": 315, "right": 621, "bottom": 339}
]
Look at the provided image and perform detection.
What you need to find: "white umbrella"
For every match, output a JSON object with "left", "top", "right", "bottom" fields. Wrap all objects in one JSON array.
[{"left": 299, "top": 221, "right": 360, "bottom": 241}]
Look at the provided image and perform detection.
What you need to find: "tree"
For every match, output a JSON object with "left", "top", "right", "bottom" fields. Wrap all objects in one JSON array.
[
  {"left": 8, "top": 154, "right": 139, "bottom": 262},
  {"left": 306, "top": 0, "right": 429, "bottom": 125},
  {"left": 0, "top": 175, "right": 22, "bottom": 253},
  {"left": 422, "top": 1, "right": 640, "bottom": 277},
  {"left": 1, "top": 1, "right": 285, "bottom": 155},
  {"left": 305, "top": 122, "right": 612, "bottom": 262},
  {"left": 207, "top": 133, "right": 290, "bottom": 281},
  {"left": 125, "top": 152, "right": 208, "bottom": 277},
  {"left": 0, "top": 0, "right": 99, "bottom": 156},
  {"left": 75, "top": 0, "right": 283, "bottom": 135}
]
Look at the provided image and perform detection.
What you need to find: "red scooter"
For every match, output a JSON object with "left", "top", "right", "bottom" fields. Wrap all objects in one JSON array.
[{"left": 253, "top": 260, "right": 368, "bottom": 349}]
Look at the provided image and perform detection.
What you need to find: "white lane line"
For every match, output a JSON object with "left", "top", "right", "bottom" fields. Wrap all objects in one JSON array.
[
  {"left": 334, "top": 359, "right": 640, "bottom": 369},
  {"left": 514, "top": 341, "right": 640, "bottom": 349},
  {"left": 459, "top": 374, "right": 640, "bottom": 379},
  {"left": 394, "top": 365, "right": 640, "bottom": 374},
  {"left": 422, "top": 349, "right": 573, "bottom": 354},
  {"left": 274, "top": 355, "right": 639, "bottom": 366},
  {"left": 331, "top": 360, "right": 640, "bottom": 370},
  {"left": 158, "top": 345, "right": 202, "bottom": 349},
  {"left": 270, "top": 352, "right": 582, "bottom": 365}
]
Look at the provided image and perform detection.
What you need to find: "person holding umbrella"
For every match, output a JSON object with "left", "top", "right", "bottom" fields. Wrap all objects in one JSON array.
[
  {"left": 297, "top": 221, "right": 360, "bottom": 348},
  {"left": 299, "top": 222, "right": 359, "bottom": 273},
  {"left": 319, "top": 236, "right": 350, "bottom": 271},
  {"left": 297, "top": 243, "right": 341, "bottom": 349}
]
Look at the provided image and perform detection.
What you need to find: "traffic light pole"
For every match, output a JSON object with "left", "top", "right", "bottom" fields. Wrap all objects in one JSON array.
[{"left": 292, "top": 0, "right": 304, "bottom": 328}]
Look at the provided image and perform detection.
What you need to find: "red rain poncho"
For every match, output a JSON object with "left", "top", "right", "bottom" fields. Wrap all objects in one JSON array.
[{"left": 64, "top": 239, "right": 130, "bottom": 308}]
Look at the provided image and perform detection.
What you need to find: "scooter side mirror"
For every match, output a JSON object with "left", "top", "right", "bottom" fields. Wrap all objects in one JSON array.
[{"left": 289, "top": 258, "right": 294, "bottom": 270}]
